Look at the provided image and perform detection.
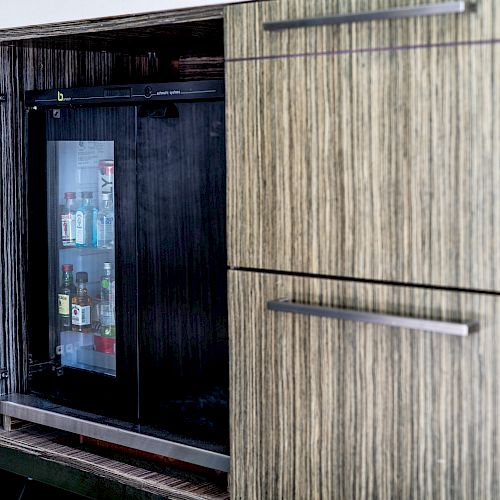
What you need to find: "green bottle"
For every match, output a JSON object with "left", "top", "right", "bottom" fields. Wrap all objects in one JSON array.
[{"left": 58, "top": 264, "right": 76, "bottom": 330}]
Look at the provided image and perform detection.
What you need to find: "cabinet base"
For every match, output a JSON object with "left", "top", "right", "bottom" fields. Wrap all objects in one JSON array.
[{"left": 0, "top": 393, "right": 229, "bottom": 472}]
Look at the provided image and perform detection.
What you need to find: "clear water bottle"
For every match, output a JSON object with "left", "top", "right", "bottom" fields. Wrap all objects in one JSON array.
[
  {"left": 97, "top": 193, "right": 114, "bottom": 249},
  {"left": 75, "top": 192, "right": 97, "bottom": 248}
]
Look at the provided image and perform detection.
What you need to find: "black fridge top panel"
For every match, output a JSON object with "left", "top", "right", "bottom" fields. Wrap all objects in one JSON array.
[{"left": 25, "top": 80, "right": 224, "bottom": 108}]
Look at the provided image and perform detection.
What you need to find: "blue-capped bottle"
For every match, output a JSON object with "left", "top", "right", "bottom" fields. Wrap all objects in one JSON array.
[{"left": 75, "top": 191, "right": 97, "bottom": 248}]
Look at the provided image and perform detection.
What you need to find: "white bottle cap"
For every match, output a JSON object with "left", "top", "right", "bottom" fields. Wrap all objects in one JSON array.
[{"left": 104, "top": 262, "right": 112, "bottom": 270}]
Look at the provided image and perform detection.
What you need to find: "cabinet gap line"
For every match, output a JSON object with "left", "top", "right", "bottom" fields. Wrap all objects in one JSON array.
[
  {"left": 228, "top": 267, "right": 500, "bottom": 297},
  {"left": 226, "top": 37, "right": 500, "bottom": 63}
]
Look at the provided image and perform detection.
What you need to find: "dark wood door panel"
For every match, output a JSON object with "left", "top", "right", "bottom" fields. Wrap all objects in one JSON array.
[{"left": 137, "top": 101, "right": 229, "bottom": 452}]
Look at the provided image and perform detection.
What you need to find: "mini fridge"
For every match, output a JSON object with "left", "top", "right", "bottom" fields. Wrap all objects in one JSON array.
[{"left": 25, "top": 81, "right": 228, "bottom": 469}]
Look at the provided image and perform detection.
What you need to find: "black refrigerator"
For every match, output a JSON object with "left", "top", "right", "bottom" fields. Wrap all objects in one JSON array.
[{"left": 25, "top": 81, "right": 228, "bottom": 469}]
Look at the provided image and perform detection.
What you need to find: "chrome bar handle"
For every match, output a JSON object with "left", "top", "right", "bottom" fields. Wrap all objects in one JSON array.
[
  {"left": 267, "top": 299, "right": 479, "bottom": 337},
  {"left": 263, "top": 1, "right": 466, "bottom": 31}
]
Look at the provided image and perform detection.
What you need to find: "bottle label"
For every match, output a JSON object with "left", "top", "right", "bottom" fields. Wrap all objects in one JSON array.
[
  {"left": 58, "top": 294, "right": 70, "bottom": 315},
  {"left": 100, "top": 277, "right": 110, "bottom": 301},
  {"left": 98, "top": 171, "right": 114, "bottom": 209},
  {"left": 99, "top": 302, "right": 113, "bottom": 326},
  {"left": 72, "top": 305, "right": 91, "bottom": 326},
  {"left": 75, "top": 211, "right": 85, "bottom": 245},
  {"left": 61, "top": 213, "right": 76, "bottom": 246},
  {"left": 97, "top": 215, "right": 114, "bottom": 247}
]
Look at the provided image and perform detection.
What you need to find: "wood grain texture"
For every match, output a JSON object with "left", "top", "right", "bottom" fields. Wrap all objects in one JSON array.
[
  {"left": 0, "top": 46, "right": 25, "bottom": 396},
  {"left": 226, "top": 43, "right": 500, "bottom": 292},
  {"left": 225, "top": 0, "right": 499, "bottom": 60},
  {"left": 0, "top": 7, "right": 223, "bottom": 43},
  {"left": 8, "top": 20, "right": 224, "bottom": 65},
  {"left": 229, "top": 269, "right": 500, "bottom": 499},
  {"left": 137, "top": 101, "right": 228, "bottom": 451},
  {"left": 0, "top": 423, "right": 229, "bottom": 499}
]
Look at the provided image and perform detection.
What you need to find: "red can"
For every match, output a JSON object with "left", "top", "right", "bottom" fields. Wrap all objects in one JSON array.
[{"left": 94, "top": 335, "right": 116, "bottom": 354}]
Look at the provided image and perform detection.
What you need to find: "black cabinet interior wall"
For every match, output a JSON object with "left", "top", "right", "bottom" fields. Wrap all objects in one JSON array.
[{"left": 26, "top": 82, "right": 228, "bottom": 456}]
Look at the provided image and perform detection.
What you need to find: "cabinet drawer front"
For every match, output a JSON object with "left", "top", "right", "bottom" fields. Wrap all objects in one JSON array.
[
  {"left": 227, "top": 43, "right": 500, "bottom": 292},
  {"left": 226, "top": 0, "right": 499, "bottom": 60},
  {"left": 229, "top": 270, "right": 500, "bottom": 499}
]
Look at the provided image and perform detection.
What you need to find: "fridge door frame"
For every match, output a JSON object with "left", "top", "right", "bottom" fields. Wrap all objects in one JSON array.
[{"left": 26, "top": 105, "right": 139, "bottom": 423}]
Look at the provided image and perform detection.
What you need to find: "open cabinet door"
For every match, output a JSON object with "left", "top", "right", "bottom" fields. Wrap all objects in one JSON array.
[{"left": 136, "top": 100, "right": 228, "bottom": 454}]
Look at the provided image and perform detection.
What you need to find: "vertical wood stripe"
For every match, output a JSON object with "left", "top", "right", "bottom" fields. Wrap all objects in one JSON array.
[
  {"left": 0, "top": 7, "right": 223, "bottom": 42},
  {"left": 0, "top": 46, "right": 26, "bottom": 394},
  {"left": 229, "top": 270, "right": 500, "bottom": 499},
  {"left": 225, "top": 0, "right": 500, "bottom": 60},
  {"left": 226, "top": 43, "right": 500, "bottom": 292}
]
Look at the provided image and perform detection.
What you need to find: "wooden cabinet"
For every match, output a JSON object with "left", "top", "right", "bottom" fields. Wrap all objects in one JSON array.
[
  {"left": 229, "top": 270, "right": 500, "bottom": 499},
  {"left": 226, "top": 43, "right": 500, "bottom": 292},
  {"left": 225, "top": 0, "right": 499, "bottom": 60},
  {"left": 225, "top": 2, "right": 500, "bottom": 497}
]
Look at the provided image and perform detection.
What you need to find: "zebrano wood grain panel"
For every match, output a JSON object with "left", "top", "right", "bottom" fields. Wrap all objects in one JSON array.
[
  {"left": 227, "top": 43, "right": 500, "bottom": 292},
  {"left": 0, "top": 46, "right": 25, "bottom": 395},
  {"left": 229, "top": 270, "right": 500, "bottom": 499},
  {"left": 225, "top": 0, "right": 499, "bottom": 60},
  {"left": 21, "top": 46, "right": 151, "bottom": 90},
  {"left": 0, "top": 7, "right": 223, "bottom": 43}
]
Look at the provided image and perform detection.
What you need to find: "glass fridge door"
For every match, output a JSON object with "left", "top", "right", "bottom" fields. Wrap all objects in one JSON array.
[
  {"left": 28, "top": 106, "right": 138, "bottom": 421},
  {"left": 51, "top": 140, "right": 117, "bottom": 376}
]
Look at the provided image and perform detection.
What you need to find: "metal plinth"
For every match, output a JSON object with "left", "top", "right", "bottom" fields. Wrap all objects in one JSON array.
[{"left": 0, "top": 395, "right": 229, "bottom": 472}]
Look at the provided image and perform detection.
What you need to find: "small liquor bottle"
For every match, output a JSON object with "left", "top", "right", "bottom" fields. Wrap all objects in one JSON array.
[
  {"left": 61, "top": 192, "right": 77, "bottom": 247},
  {"left": 58, "top": 264, "right": 76, "bottom": 330},
  {"left": 96, "top": 193, "right": 114, "bottom": 249},
  {"left": 72, "top": 272, "right": 92, "bottom": 333},
  {"left": 75, "top": 192, "right": 97, "bottom": 248}
]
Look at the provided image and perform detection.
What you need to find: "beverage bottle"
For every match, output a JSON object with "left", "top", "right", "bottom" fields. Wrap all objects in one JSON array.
[
  {"left": 96, "top": 193, "right": 114, "bottom": 249},
  {"left": 58, "top": 264, "right": 76, "bottom": 330},
  {"left": 61, "top": 192, "right": 77, "bottom": 247},
  {"left": 97, "top": 160, "right": 114, "bottom": 209},
  {"left": 72, "top": 272, "right": 92, "bottom": 333},
  {"left": 99, "top": 262, "right": 115, "bottom": 333},
  {"left": 75, "top": 192, "right": 97, "bottom": 248}
]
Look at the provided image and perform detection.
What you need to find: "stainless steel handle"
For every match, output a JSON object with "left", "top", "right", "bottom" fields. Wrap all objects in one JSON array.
[
  {"left": 267, "top": 299, "right": 479, "bottom": 337},
  {"left": 263, "top": 1, "right": 466, "bottom": 31}
]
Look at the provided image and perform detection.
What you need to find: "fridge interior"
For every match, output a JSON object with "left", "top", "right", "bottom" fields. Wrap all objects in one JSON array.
[{"left": 52, "top": 140, "right": 117, "bottom": 376}]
